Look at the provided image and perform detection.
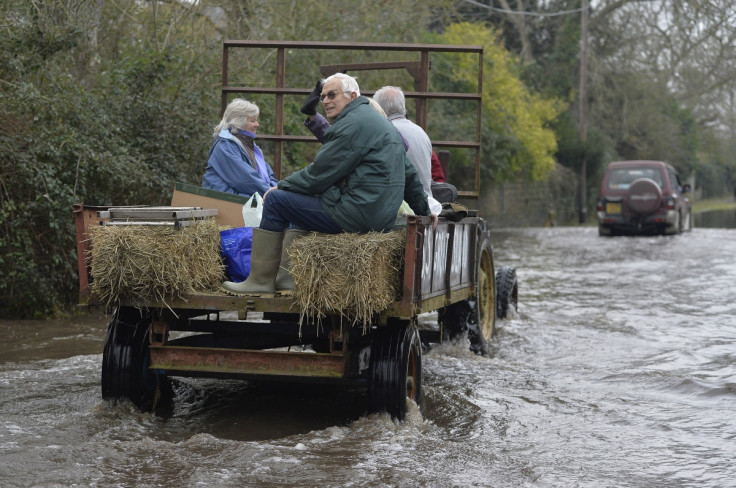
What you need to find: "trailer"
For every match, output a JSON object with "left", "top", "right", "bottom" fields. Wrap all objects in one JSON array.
[{"left": 73, "top": 41, "right": 518, "bottom": 420}]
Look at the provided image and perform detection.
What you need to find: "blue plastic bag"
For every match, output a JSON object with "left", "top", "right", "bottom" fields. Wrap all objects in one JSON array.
[{"left": 220, "top": 227, "right": 253, "bottom": 282}]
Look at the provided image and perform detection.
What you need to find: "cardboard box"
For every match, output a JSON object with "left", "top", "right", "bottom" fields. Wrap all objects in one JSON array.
[{"left": 171, "top": 182, "right": 248, "bottom": 228}]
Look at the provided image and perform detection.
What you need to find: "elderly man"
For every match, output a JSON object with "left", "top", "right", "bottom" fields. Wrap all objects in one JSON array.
[
  {"left": 373, "top": 86, "right": 434, "bottom": 204},
  {"left": 223, "top": 73, "right": 435, "bottom": 296},
  {"left": 303, "top": 83, "right": 455, "bottom": 204}
]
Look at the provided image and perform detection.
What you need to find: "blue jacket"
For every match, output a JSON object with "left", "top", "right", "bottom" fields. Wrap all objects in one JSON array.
[{"left": 202, "top": 129, "right": 278, "bottom": 197}]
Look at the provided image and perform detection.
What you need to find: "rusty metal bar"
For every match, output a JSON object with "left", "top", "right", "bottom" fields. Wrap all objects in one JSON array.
[
  {"left": 426, "top": 139, "right": 480, "bottom": 149},
  {"left": 150, "top": 320, "right": 169, "bottom": 346},
  {"left": 73, "top": 204, "right": 111, "bottom": 304},
  {"left": 399, "top": 216, "right": 421, "bottom": 314},
  {"left": 415, "top": 50, "right": 430, "bottom": 129},
  {"left": 221, "top": 43, "right": 229, "bottom": 114},
  {"left": 381, "top": 282, "right": 473, "bottom": 318},
  {"left": 274, "top": 47, "right": 285, "bottom": 179},
  {"left": 149, "top": 345, "right": 347, "bottom": 378},
  {"left": 475, "top": 49, "right": 484, "bottom": 195},
  {"left": 73, "top": 204, "right": 93, "bottom": 304},
  {"left": 224, "top": 40, "right": 483, "bottom": 53},
  {"left": 254, "top": 134, "right": 480, "bottom": 148},
  {"left": 222, "top": 87, "right": 480, "bottom": 101}
]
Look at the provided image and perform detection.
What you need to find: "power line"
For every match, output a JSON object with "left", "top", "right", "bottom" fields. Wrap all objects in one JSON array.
[{"left": 460, "top": 0, "right": 588, "bottom": 17}]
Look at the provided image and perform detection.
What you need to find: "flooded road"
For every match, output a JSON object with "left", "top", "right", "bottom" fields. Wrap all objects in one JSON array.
[{"left": 2, "top": 226, "right": 736, "bottom": 487}]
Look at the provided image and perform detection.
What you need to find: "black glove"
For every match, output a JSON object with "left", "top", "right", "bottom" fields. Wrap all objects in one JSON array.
[{"left": 300, "top": 80, "right": 324, "bottom": 116}]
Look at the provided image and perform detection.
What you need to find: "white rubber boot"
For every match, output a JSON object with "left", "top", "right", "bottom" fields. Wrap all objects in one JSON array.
[{"left": 222, "top": 228, "right": 284, "bottom": 297}]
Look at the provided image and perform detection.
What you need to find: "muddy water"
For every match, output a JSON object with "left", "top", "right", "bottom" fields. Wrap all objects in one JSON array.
[{"left": 2, "top": 227, "right": 736, "bottom": 487}]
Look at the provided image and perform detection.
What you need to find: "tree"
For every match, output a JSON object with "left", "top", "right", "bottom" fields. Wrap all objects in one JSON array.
[
  {"left": 0, "top": 0, "right": 462, "bottom": 318},
  {"left": 0, "top": 0, "right": 219, "bottom": 317},
  {"left": 427, "top": 22, "right": 562, "bottom": 185},
  {"left": 454, "top": 0, "right": 736, "bottom": 199}
]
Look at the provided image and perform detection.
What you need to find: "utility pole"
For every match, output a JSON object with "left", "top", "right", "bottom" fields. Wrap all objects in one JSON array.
[{"left": 579, "top": 0, "right": 589, "bottom": 223}]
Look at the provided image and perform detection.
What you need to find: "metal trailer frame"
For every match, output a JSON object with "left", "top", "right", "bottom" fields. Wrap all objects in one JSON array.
[
  {"left": 220, "top": 40, "right": 484, "bottom": 199},
  {"left": 74, "top": 42, "right": 495, "bottom": 420}
]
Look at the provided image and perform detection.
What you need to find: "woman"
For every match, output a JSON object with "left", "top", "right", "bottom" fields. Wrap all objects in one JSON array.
[{"left": 202, "top": 99, "right": 278, "bottom": 197}]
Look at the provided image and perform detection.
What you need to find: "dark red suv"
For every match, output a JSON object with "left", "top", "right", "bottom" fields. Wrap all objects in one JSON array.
[{"left": 596, "top": 160, "right": 692, "bottom": 236}]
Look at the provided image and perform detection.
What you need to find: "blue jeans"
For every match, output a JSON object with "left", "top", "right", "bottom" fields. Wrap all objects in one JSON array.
[{"left": 260, "top": 189, "right": 342, "bottom": 234}]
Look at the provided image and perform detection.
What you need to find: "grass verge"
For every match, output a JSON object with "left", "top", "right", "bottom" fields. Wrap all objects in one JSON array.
[{"left": 691, "top": 197, "right": 736, "bottom": 214}]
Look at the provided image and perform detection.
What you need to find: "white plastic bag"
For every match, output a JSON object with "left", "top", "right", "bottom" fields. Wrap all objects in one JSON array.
[
  {"left": 242, "top": 192, "right": 263, "bottom": 227},
  {"left": 428, "top": 196, "right": 442, "bottom": 216}
]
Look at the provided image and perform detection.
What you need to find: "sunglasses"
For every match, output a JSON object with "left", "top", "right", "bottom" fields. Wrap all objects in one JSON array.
[{"left": 320, "top": 90, "right": 348, "bottom": 102}]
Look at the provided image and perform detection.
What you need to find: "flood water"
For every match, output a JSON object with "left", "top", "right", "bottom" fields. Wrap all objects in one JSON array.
[
  {"left": 694, "top": 208, "right": 736, "bottom": 229},
  {"left": 2, "top": 226, "right": 736, "bottom": 487}
]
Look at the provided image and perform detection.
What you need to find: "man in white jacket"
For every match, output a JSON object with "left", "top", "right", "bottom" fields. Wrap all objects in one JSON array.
[{"left": 373, "top": 86, "right": 441, "bottom": 215}]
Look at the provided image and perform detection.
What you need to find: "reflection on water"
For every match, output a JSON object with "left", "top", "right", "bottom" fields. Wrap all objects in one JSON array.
[
  {"left": 2, "top": 228, "right": 736, "bottom": 487},
  {"left": 694, "top": 208, "right": 736, "bottom": 228}
]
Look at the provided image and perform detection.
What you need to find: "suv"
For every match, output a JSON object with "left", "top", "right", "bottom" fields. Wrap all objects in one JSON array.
[{"left": 597, "top": 160, "right": 692, "bottom": 236}]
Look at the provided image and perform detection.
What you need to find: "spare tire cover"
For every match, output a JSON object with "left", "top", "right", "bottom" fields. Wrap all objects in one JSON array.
[{"left": 626, "top": 178, "right": 662, "bottom": 215}]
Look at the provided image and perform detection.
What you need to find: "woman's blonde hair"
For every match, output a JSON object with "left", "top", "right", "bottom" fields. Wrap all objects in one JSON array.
[
  {"left": 368, "top": 98, "right": 386, "bottom": 117},
  {"left": 213, "top": 98, "right": 259, "bottom": 138}
]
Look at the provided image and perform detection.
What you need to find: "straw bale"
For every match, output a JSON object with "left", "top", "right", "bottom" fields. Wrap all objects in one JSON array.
[
  {"left": 88, "top": 219, "right": 224, "bottom": 307},
  {"left": 289, "top": 230, "right": 406, "bottom": 331}
]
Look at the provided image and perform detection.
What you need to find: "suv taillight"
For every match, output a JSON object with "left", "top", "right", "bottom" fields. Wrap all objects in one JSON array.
[
  {"left": 665, "top": 196, "right": 675, "bottom": 210},
  {"left": 596, "top": 199, "right": 604, "bottom": 212}
]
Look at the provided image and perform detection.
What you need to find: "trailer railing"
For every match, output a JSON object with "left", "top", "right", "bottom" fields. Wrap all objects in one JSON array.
[{"left": 221, "top": 40, "right": 484, "bottom": 199}]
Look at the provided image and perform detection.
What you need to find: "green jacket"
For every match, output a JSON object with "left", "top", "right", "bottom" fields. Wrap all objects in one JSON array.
[{"left": 279, "top": 96, "right": 429, "bottom": 232}]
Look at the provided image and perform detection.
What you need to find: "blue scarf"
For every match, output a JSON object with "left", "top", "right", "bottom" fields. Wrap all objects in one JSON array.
[{"left": 237, "top": 129, "right": 270, "bottom": 185}]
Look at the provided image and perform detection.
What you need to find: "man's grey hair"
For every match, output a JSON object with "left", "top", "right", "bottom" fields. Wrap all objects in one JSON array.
[
  {"left": 373, "top": 86, "right": 406, "bottom": 117},
  {"left": 324, "top": 73, "right": 361, "bottom": 99},
  {"left": 213, "top": 98, "right": 260, "bottom": 138}
]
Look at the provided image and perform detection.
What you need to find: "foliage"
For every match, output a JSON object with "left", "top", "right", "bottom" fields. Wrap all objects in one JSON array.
[
  {"left": 586, "top": 71, "right": 699, "bottom": 175},
  {"left": 0, "top": 0, "right": 217, "bottom": 318},
  {"left": 0, "top": 0, "right": 460, "bottom": 318},
  {"left": 3, "top": 0, "right": 735, "bottom": 317},
  {"left": 693, "top": 128, "right": 736, "bottom": 199},
  {"left": 464, "top": 0, "right": 736, "bottom": 215},
  {"left": 426, "top": 23, "right": 563, "bottom": 185}
]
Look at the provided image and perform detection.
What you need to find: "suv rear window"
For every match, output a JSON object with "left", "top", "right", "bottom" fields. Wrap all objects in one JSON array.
[{"left": 607, "top": 168, "right": 664, "bottom": 190}]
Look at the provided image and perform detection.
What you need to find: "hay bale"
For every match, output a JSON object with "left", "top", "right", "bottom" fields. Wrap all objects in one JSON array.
[
  {"left": 88, "top": 219, "right": 224, "bottom": 307},
  {"left": 289, "top": 230, "right": 406, "bottom": 331}
]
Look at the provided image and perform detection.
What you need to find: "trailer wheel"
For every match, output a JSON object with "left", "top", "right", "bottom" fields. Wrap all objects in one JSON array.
[
  {"left": 368, "top": 323, "right": 422, "bottom": 421},
  {"left": 438, "top": 236, "right": 496, "bottom": 356},
  {"left": 101, "top": 306, "right": 170, "bottom": 412},
  {"left": 495, "top": 266, "right": 518, "bottom": 319}
]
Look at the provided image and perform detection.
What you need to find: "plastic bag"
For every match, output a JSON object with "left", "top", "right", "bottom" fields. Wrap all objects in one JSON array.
[
  {"left": 428, "top": 196, "right": 442, "bottom": 215},
  {"left": 242, "top": 192, "right": 263, "bottom": 227},
  {"left": 220, "top": 227, "right": 253, "bottom": 282},
  {"left": 397, "top": 200, "right": 415, "bottom": 216}
]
